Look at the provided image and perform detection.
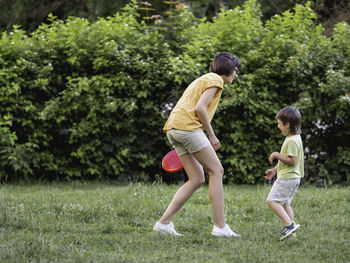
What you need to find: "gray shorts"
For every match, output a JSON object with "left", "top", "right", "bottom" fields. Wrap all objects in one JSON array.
[
  {"left": 267, "top": 178, "right": 300, "bottom": 204},
  {"left": 166, "top": 129, "right": 210, "bottom": 156}
]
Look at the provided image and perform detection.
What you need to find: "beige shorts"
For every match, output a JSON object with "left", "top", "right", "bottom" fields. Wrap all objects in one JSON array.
[
  {"left": 267, "top": 178, "right": 300, "bottom": 204},
  {"left": 166, "top": 129, "right": 210, "bottom": 156}
]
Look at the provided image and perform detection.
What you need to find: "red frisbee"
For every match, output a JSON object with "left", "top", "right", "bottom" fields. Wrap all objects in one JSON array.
[{"left": 162, "top": 150, "right": 183, "bottom": 173}]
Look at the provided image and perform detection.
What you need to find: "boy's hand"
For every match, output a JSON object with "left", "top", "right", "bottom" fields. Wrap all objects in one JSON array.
[
  {"left": 264, "top": 169, "right": 276, "bottom": 180},
  {"left": 268, "top": 152, "right": 279, "bottom": 164}
]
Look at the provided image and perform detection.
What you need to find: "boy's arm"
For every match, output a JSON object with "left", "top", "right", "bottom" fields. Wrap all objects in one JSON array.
[
  {"left": 265, "top": 164, "right": 278, "bottom": 179},
  {"left": 269, "top": 152, "right": 296, "bottom": 166}
]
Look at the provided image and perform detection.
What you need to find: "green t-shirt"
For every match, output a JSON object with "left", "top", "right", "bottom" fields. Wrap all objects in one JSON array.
[{"left": 277, "top": 134, "right": 304, "bottom": 179}]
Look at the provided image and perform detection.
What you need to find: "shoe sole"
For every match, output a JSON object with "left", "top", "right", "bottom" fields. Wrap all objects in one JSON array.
[
  {"left": 211, "top": 232, "right": 240, "bottom": 237},
  {"left": 280, "top": 224, "right": 300, "bottom": 241},
  {"left": 154, "top": 228, "right": 183, "bottom": 236}
]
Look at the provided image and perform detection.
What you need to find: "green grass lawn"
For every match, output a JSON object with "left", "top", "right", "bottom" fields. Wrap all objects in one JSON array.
[{"left": 1, "top": 181, "right": 349, "bottom": 263}]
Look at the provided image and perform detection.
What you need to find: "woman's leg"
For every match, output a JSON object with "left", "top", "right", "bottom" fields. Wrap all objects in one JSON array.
[
  {"left": 192, "top": 145, "right": 225, "bottom": 228},
  {"left": 159, "top": 153, "right": 205, "bottom": 224}
]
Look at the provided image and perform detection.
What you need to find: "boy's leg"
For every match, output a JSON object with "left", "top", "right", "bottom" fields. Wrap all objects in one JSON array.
[
  {"left": 159, "top": 153, "right": 205, "bottom": 224},
  {"left": 282, "top": 203, "right": 294, "bottom": 222},
  {"left": 192, "top": 145, "right": 225, "bottom": 228},
  {"left": 266, "top": 200, "right": 292, "bottom": 226},
  {"left": 282, "top": 178, "right": 300, "bottom": 222}
]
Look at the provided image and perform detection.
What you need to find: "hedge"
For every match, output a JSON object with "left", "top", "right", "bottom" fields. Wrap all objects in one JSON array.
[{"left": 0, "top": 0, "right": 349, "bottom": 185}]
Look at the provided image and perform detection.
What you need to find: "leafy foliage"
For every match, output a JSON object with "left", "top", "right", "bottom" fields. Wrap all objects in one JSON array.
[
  {"left": 0, "top": 0, "right": 349, "bottom": 184},
  {"left": 0, "top": 2, "right": 175, "bottom": 181},
  {"left": 167, "top": 1, "right": 350, "bottom": 184}
]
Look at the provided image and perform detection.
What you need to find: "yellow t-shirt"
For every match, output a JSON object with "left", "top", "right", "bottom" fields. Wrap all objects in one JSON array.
[{"left": 163, "top": 72, "right": 224, "bottom": 132}]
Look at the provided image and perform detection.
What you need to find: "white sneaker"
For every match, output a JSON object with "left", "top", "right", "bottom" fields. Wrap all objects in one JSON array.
[
  {"left": 153, "top": 221, "right": 183, "bottom": 236},
  {"left": 211, "top": 224, "right": 240, "bottom": 237}
]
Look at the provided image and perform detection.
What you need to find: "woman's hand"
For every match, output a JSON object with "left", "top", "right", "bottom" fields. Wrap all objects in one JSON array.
[{"left": 209, "top": 135, "right": 220, "bottom": 151}]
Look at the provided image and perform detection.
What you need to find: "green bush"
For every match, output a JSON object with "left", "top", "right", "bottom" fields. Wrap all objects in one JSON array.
[
  {"left": 170, "top": 1, "right": 350, "bottom": 184},
  {"left": 0, "top": 2, "right": 178, "bottom": 181},
  {"left": 0, "top": 0, "right": 349, "bottom": 184},
  {"left": 0, "top": 28, "right": 42, "bottom": 180}
]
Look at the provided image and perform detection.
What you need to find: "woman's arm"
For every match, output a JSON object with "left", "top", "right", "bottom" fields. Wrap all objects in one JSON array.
[{"left": 195, "top": 87, "right": 220, "bottom": 151}]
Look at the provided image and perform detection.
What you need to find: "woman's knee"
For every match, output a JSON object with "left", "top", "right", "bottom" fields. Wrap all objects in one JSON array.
[
  {"left": 207, "top": 165, "right": 224, "bottom": 178},
  {"left": 190, "top": 176, "right": 205, "bottom": 188}
]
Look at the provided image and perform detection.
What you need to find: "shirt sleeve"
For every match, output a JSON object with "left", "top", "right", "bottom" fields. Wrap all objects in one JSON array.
[
  {"left": 286, "top": 140, "right": 298, "bottom": 157},
  {"left": 202, "top": 74, "right": 224, "bottom": 92}
]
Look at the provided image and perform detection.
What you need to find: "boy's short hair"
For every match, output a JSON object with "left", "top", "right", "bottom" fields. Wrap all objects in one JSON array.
[
  {"left": 209, "top": 52, "right": 241, "bottom": 76},
  {"left": 276, "top": 106, "right": 302, "bottom": 135}
]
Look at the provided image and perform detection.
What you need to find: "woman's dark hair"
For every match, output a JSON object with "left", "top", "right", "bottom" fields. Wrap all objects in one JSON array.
[
  {"left": 209, "top": 51, "right": 241, "bottom": 76},
  {"left": 276, "top": 106, "right": 302, "bottom": 135}
]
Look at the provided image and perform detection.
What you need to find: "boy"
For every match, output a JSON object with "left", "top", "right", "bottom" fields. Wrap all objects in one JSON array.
[{"left": 265, "top": 106, "right": 304, "bottom": 240}]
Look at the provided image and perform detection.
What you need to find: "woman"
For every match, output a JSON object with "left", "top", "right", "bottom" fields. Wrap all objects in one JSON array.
[{"left": 154, "top": 52, "right": 241, "bottom": 237}]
